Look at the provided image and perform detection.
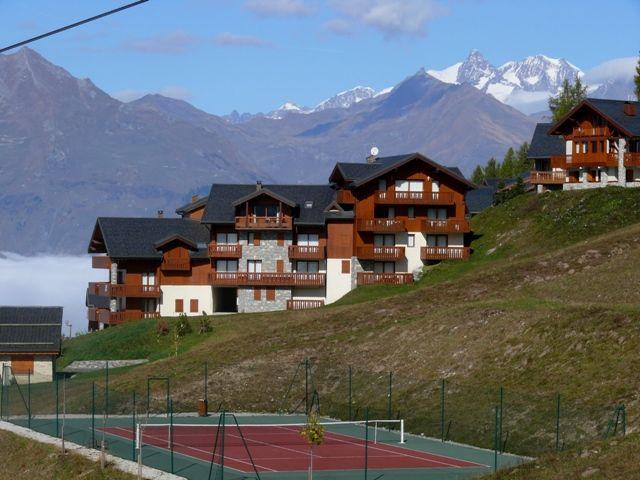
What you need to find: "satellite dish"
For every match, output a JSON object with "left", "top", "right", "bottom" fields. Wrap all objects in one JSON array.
[{"left": 370, "top": 146, "right": 379, "bottom": 157}]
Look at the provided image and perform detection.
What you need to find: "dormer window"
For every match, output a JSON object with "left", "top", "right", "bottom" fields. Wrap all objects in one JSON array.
[{"left": 304, "top": 201, "right": 313, "bottom": 209}]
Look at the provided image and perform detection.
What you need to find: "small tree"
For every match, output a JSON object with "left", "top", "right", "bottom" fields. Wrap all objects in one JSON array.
[
  {"left": 471, "top": 165, "right": 485, "bottom": 184},
  {"left": 173, "top": 314, "right": 192, "bottom": 356},
  {"left": 484, "top": 157, "right": 500, "bottom": 179},
  {"left": 635, "top": 53, "right": 640, "bottom": 101},
  {"left": 516, "top": 142, "right": 530, "bottom": 174},
  {"left": 300, "top": 413, "right": 325, "bottom": 480},
  {"left": 499, "top": 147, "right": 516, "bottom": 178},
  {"left": 199, "top": 313, "right": 212, "bottom": 334}
]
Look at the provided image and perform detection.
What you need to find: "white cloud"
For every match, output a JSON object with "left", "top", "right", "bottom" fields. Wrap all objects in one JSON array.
[
  {"left": 331, "top": 0, "right": 446, "bottom": 38},
  {"left": 244, "top": 0, "right": 313, "bottom": 17},
  {"left": 322, "top": 18, "right": 352, "bottom": 36},
  {"left": 111, "top": 86, "right": 193, "bottom": 103},
  {"left": 0, "top": 253, "right": 104, "bottom": 337},
  {"left": 584, "top": 57, "right": 637, "bottom": 83},
  {"left": 124, "top": 31, "right": 200, "bottom": 54},
  {"left": 214, "top": 32, "right": 271, "bottom": 47}
]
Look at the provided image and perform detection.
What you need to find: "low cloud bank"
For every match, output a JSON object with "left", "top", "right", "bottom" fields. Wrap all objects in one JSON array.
[{"left": 0, "top": 253, "right": 105, "bottom": 336}]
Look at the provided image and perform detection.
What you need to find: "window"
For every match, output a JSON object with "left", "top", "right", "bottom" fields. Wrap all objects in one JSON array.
[
  {"left": 374, "top": 234, "right": 395, "bottom": 247},
  {"left": 297, "top": 233, "right": 319, "bottom": 246},
  {"left": 378, "top": 179, "right": 387, "bottom": 191},
  {"left": 266, "top": 287, "right": 276, "bottom": 301},
  {"left": 216, "top": 259, "right": 238, "bottom": 272},
  {"left": 395, "top": 180, "right": 408, "bottom": 192},
  {"left": 296, "top": 261, "right": 319, "bottom": 273},
  {"left": 408, "top": 234, "right": 415, "bottom": 247},
  {"left": 276, "top": 259, "right": 284, "bottom": 273},
  {"left": 408, "top": 206, "right": 415, "bottom": 219},
  {"left": 142, "top": 272, "right": 155, "bottom": 286},
  {"left": 427, "top": 208, "right": 447, "bottom": 220},
  {"left": 396, "top": 180, "right": 423, "bottom": 192},
  {"left": 427, "top": 235, "right": 448, "bottom": 247},
  {"left": 253, "top": 288, "right": 261, "bottom": 301},
  {"left": 374, "top": 262, "right": 395, "bottom": 273},
  {"left": 190, "top": 299, "right": 199, "bottom": 313},
  {"left": 432, "top": 180, "right": 440, "bottom": 193},
  {"left": 304, "top": 201, "right": 313, "bottom": 209},
  {"left": 247, "top": 259, "right": 262, "bottom": 273},
  {"left": 253, "top": 204, "right": 279, "bottom": 217},
  {"left": 341, "top": 260, "right": 350, "bottom": 274},
  {"left": 248, "top": 232, "right": 260, "bottom": 246},
  {"left": 144, "top": 299, "right": 157, "bottom": 313},
  {"left": 387, "top": 207, "right": 395, "bottom": 219},
  {"left": 216, "top": 232, "right": 238, "bottom": 244},
  {"left": 175, "top": 299, "right": 184, "bottom": 313}
]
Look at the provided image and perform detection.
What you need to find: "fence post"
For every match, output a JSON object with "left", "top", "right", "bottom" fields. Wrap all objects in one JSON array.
[
  {"left": 440, "top": 379, "right": 445, "bottom": 442},
  {"left": 305, "top": 358, "right": 310, "bottom": 416},
  {"left": 348, "top": 366, "right": 352, "bottom": 421},
  {"left": 91, "top": 382, "right": 95, "bottom": 448},
  {"left": 0, "top": 365, "right": 4, "bottom": 420},
  {"left": 555, "top": 393, "right": 561, "bottom": 452},
  {"left": 55, "top": 374, "right": 59, "bottom": 437},
  {"left": 499, "top": 386, "right": 503, "bottom": 453},
  {"left": 204, "top": 361, "right": 208, "bottom": 415},
  {"left": 622, "top": 404, "right": 627, "bottom": 436},
  {"left": 105, "top": 361, "right": 109, "bottom": 418},
  {"left": 493, "top": 406, "right": 499, "bottom": 473},
  {"left": 170, "top": 398, "right": 174, "bottom": 474},
  {"left": 27, "top": 369, "right": 31, "bottom": 429},
  {"left": 132, "top": 391, "right": 136, "bottom": 461},
  {"left": 387, "top": 372, "right": 393, "bottom": 420},
  {"left": 364, "top": 407, "right": 369, "bottom": 480}
]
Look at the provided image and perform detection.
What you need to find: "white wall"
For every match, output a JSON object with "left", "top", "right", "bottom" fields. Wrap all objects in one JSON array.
[
  {"left": 291, "top": 287, "right": 325, "bottom": 300},
  {"left": 325, "top": 258, "right": 354, "bottom": 304},
  {"left": 1, "top": 355, "right": 55, "bottom": 384},
  {"left": 160, "top": 285, "right": 214, "bottom": 316},
  {"left": 396, "top": 231, "right": 425, "bottom": 274}
]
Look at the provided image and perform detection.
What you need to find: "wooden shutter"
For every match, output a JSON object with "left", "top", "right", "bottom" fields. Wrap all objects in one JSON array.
[
  {"left": 277, "top": 232, "right": 284, "bottom": 246},
  {"left": 253, "top": 232, "right": 261, "bottom": 246},
  {"left": 276, "top": 259, "right": 284, "bottom": 273},
  {"left": 253, "top": 287, "right": 261, "bottom": 301},
  {"left": 11, "top": 356, "right": 34, "bottom": 375},
  {"left": 342, "top": 260, "right": 350, "bottom": 274},
  {"left": 175, "top": 299, "right": 184, "bottom": 313},
  {"left": 266, "top": 287, "right": 276, "bottom": 301},
  {"left": 190, "top": 299, "right": 199, "bottom": 313}
]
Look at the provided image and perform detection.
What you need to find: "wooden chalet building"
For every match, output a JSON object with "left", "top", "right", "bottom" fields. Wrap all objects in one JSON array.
[
  {"left": 86, "top": 153, "right": 475, "bottom": 330},
  {"left": 529, "top": 99, "right": 640, "bottom": 192},
  {"left": 0, "top": 306, "right": 62, "bottom": 384}
]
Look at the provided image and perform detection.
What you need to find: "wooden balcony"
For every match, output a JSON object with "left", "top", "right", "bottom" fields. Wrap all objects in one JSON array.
[
  {"left": 288, "top": 245, "right": 326, "bottom": 260},
  {"left": 356, "top": 246, "right": 405, "bottom": 261},
  {"left": 88, "top": 307, "right": 160, "bottom": 325},
  {"left": 571, "top": 126, "right": 611, "bottom": 138},
  {"left": 375, "top": 191, "right": 454, "bottom": 205},
  {"left": 421, "top": 246, "right": 471, "bottom": 261},
  {"left": 286, "top": 299, "right": 325, "bottom": 310},
  {"left": 88, "top": 282, "right": 162, "bottom": 298},
  {"left": 209, "top": 272, "right": 325, "bottom": 287},
  {"left": 555, "top": 153, "right": 618, "bottom": 168},
  {"left": 208, "top": 244, "right": 242, "bottom": 258},
  {"left": 357, "top": 272, "right": 414, "bottom": 286},
  {"left": 421, "top": 219, "right": 470, "bottom": 234},
  {"left": 91, "top": 256, "right": 111, "bottom": 269},
  {"left": 625, "top": 152, "right": 640, "bottom": 167},
  {"left": 160, "top": 258, "right": 191, "bottom": 271},
  {"left": 336, "top": 189, "right": 356, "bottom": 204},
  {"left": 356, "top": 218, "right": 405, "bottom": 232},
  {"left": 529, "top": 170, "right": 567, "bottom": 184},
  {"left": 235, "top": 215, "right": 292, "bottom": 230}
]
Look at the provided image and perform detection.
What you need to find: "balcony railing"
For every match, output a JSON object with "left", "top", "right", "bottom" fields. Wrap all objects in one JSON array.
[
  {"left": 208, "top": 244, "right": 242, "bottom": 258},
  {"left": 235, "top": 215, "right": 292, "bottom": 230},
  {"left": 336, "top": 189, "right": 356, "bottom": 204},
  {"left": 375, "top": 191, "right": 454, "bottom": 205},
  {"left": 421, "top": 246, "right": 471, "bottom": 261},
  {"left": 554, "top": 153, "right": 618, "bottom": 168},
  {"left": 88, "top": 282, "right": 162, "bottom": 298},
  {"left": 529, "top": 170, "right": 567, "bottom": 184},
  {"left": 91, "top": 256, "right": 111, "bottom": 269},
  {"left": 625, "top": 152, "right": 640, "bottom": 167},
  {"left": 356, "top": 246, "right": 405, "bottom": 261},
  {"left": 356, "top": 218, "right": 405, "bottom": 232},
  {"left": 286, "top": 299, "right": 325, "bottom": 310},
  {"left": 571, "top": 126, "right": 611, "bottom": 138},
  {"left": 87, "top": 308, "right": 160, "bottom": 325},
  {"left": 160, "top": 258, "right": 191, "bottom": 271},
  {"left": 357, "top": 272, "right": 414, "bottom": 286},
  {"left": 421, "top": 219, "right": 470, "bottom": 233},
  {"left": 209, "top": 272, "right": 325, "bottom": 287},
  {"left": 288, "top": 245, "right": 326, "bottom": 260}
]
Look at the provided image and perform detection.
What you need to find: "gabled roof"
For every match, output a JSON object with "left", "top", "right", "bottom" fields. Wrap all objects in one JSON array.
[
  {"left": 201, "top": 184, "right": 337, "bottom": 225},
  {"left": 154, "top": 234, "right": 198, "bottom": 251},
  {"left": 528, "top": 123, "right": 565, "bottom": 159},
  {"left": 549, "top": 98, "right": 640, "bottom": 137},
  {"left": 0, "top": 306, "right": 62, "bottom": 354},
  {"left": 175, "top": 196, "right": 208, "bottom": 216},
  {"left": 330, "top": 153, "right": 476, "bottom": 190},
  {"left": 88, "top": 217, "right": 210, "bottom": 259},
  {"left": 231, "top": 188, "right": 297, "bottom": 208}
]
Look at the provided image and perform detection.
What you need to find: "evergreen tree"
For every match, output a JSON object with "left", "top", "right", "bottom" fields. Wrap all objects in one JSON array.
[
  {"left": 499, "top": 148, "right": 516, "bottom": 178},
  {"left": 471, "top": 165, "right": 485, "bottom": 184},
  {"left": 549, "top": 77, "right": 587, "bottom": 122},
  {"left": 515, "top": 142, "right": 530, "bottom": 174},
  {"left": 484, "top": 157, "right": 500, "bottom": 178},
  {"left": 635, "top": 53, "right": 640, "bottom": 101}
]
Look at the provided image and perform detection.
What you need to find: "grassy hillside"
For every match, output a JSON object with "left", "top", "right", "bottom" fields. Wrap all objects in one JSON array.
[
  {"left": 53, "top": 187, "right": 640, "bottom": 460},
  {"left": 0, "top": 429, "right": 136, "bottom": 480}
]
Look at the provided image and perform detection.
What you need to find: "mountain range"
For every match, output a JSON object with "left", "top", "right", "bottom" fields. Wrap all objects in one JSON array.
[{"left": 0, "top": 47, "right": 548, "bottom": 254}]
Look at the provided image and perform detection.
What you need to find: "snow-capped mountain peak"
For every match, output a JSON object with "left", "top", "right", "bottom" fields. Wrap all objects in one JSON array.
[
  {"left": 314, "top": 86, "right": 376, "bottom": 112},
  {"left": 266, "top": 102, "right": 311, "bottom": 119}
]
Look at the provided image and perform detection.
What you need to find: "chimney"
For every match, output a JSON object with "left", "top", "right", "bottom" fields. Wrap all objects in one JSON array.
[
  {"left": 624, "top": 101, "right": 636, "bottom": 116},
  {"left": 256, "top": 180, "right": 263, "bottom": 191},
  {"left": 157, "top": 210, "right": 164, "bottom": 218},
  {"left": 191, "top": 194, "right": 199, "bottom": 203}
]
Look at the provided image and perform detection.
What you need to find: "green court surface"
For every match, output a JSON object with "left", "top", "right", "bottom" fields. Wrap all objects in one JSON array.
[{"left": 8, "top": 414, "right": 529, "bottom": 480}]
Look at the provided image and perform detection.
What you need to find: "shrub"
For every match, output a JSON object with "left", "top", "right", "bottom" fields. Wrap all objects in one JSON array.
[
  {"left": 199, "top": 314, "right": 212, "bottom": 334},
  {"left": 156, "top": 319, "right": 169, "bottom": 337},
  {"left": 175, "top": 313, "right": 192, "bottom": 338}
]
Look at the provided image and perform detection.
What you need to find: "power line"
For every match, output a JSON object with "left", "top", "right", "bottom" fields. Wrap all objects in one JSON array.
[{"left": 0, "top": 0, "right": 149, "bottom": 54}]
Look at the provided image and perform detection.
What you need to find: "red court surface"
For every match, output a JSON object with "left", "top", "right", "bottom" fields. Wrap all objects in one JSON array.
[{"left": 102, "top": 424, "right": 483, "bottom": 473}]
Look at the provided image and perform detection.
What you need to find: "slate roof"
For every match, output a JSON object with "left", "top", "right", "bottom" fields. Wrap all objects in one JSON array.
[
  {"left": 89, "top": 217, "right": 210, "bottom": 259},
  {"left": 466, "top": 187, "right": 495, "bottom": 214},
  {"left": 0, "top": 306, "right": 62, "bottom": 354},
  {"left": 550, "top": 98, "right": 640, "bottom": 137},
  {"left": 201, "top": 184, "right": 337, "bottom": 225},
  {"left": 175, "top": 196, "right": 208, "bottom": 216},
  {"left": 528, "top": 123, "right": 565, "bottom": 158},
  {"left": 332, "top": 153, "right": 475, "bottom": 189}
]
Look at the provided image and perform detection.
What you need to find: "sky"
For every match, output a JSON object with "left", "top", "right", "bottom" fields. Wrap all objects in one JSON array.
[{"left": 1, "top": 0, "right": 639, "bottom": 115}]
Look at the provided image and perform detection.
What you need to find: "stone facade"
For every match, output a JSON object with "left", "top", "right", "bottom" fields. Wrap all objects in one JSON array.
[{"left": 237, "top": 287, "right": 291, "bottom": 313}]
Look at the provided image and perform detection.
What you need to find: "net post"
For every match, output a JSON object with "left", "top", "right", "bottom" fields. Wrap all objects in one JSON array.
[
  {"left": 400, "top": 419, "right": 405, "bottom": 443},
  {"left": 440, "top": 378, "right": 445, "bottom": 442},
  {"left": 132, "top": 390, "right": 136, "bottom": 461},
  {"left": 387, "top": 371, "right": 393, "bottom": 420},
  {"left": 91, "top": 382, "right": 95, "bottom": 448},
  {"left": 137, "top": 422, "right": 143, "bottom": 479},
  {"left": 105, "top": 361, "right": 109, "bottom": 419},
  {"left": 348, "top": 366, "right": 352, "bottom": 421},
  {"left": 27, "top": 368, "right": 31, "bottom": 429},
  {"left": 555, "top": 393, "right": 561, "bottom": 452},
  {"left": 374, "top": 421, "right": 378, "bottom": 444},
  {"left": 169, "top": 398, "right": 174, "bottom": 474},
  {"left": 220, "top": 410, "right": 226, "bottom": 480},
  {"left": 493, "top": 405, "right": 499, "bottom": 473},
  {"left": 364, "top": 408, "right": 369, "bottom": 480}
]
